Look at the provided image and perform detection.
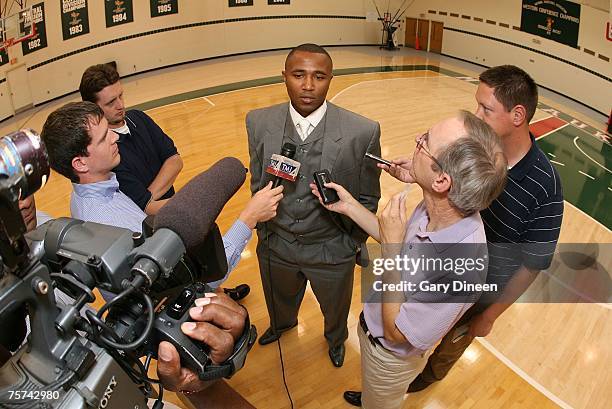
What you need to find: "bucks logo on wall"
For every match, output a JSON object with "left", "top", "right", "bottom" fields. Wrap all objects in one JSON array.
[
  {"left": 22, "top": 3, "right": 48, "bottom": 55},
  {"left": 521, "top": 0, "right": 581, "bottom": 48},
  {"left": 61, "top": 0, "right": 90, "bottom": 40},
  {"left": 105, "top": 0, "right": 134, "bottom": 27},
  {"left": 150, "top": 0, "right": 178, "bottom": 17}
]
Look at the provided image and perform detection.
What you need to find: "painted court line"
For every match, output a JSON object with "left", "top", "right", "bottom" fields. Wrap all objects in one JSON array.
[
  {"left": 330, "top": 76, "right": 439, "bottom": 102},
  {"left": 146, "top": 94, "right": 216, "bottom": 114},
  {"left": 573, "top": 137, "right": 612, "bottom": 174},
  {"left": 146, "top": 98, "right": 190, "bottom": 111},
  {"left": 578, "top": 170, "right": 595, "bottom": 180},
  {"left": 476, "top": 338, "right": 574, "bottom": 409},
  {"left": 529, "top": 115, "right": 553, "bottom": 124},
  {"left": 564, "top": 201, "right": 611, "bottom": 233},
  {"left": 531, "top": 117, "right": 567, "bottom": 139},
  {"left": 201, "top": 96, "right": 216, "bottom": 107},
  {"left": 534, "top": 123, "right": 570, "bottom": 140},
  {"left": 550, "top": 160, "right": 565, "bottom": 166}
]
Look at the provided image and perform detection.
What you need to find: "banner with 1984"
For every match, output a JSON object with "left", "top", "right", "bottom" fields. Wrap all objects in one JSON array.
[{"left": 105, "top": 0, "right": 134, "bottom": 27}]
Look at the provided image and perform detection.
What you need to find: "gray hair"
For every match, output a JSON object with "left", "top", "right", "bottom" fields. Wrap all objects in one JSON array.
[{"left": 436, "top": 110, "right": 507, "bottom": 216}]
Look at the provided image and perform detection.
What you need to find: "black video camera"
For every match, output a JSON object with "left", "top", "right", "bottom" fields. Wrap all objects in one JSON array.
[{"left": 0, "top": 130, "right": 256, "bottom": 408}]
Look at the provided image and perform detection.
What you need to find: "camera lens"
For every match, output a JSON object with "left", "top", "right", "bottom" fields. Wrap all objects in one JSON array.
[{"left": 0, "top": 129, "right": 50, "bottom": 198}]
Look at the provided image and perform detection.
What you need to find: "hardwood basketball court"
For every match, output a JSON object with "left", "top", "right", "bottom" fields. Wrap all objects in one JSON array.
[{"left": 3, "top": 47, "right": 609, "bottom": 409}]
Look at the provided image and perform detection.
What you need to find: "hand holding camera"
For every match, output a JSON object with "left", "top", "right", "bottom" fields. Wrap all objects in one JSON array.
[{"left": 157, "top": 291, "right": 248, "bottom": 394}]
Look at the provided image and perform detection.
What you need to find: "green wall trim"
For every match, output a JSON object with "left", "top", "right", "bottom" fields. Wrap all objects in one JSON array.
[{"left": 129, "top": 65, "right": 463, "bottom": 111}]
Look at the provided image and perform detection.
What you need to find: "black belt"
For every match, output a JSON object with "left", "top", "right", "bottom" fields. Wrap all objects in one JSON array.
[{"left": 359, "top": 311, "right": 385, "bottom": 349}]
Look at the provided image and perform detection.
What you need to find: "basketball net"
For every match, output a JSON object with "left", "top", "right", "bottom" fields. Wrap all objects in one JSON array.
[{"left": 1, "top": 38, "right": 14, "bottom": 52}]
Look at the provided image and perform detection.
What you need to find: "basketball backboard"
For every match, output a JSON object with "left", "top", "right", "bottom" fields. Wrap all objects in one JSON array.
[{"left": 0, "top": 6, "right": 35, "bottom": 51}]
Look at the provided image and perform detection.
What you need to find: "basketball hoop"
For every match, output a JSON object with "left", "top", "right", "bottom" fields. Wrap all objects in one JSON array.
[{"left": 0, "top": 5, "right": 35, "bottom": 52}]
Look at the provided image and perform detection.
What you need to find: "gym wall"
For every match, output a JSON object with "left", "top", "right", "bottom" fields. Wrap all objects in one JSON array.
[
  {"left": 0, "top": 0, "right": 379, "bottom": 122},
  {"left": 0, "top": 1, "right": 609, "bottom": 122},
  {"left": 404, "top": 0, "right": 611, "bottom": 115}
]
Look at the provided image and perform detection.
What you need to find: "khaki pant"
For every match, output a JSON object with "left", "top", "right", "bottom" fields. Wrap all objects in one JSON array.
[
  {"left": 417, "top": 304, "right": 481, "bottom": 385},
  {"left": 359, "top": 326, "right": 430, "bottom": 409}
]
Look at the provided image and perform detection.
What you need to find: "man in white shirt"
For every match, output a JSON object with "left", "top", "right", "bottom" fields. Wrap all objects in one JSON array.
[{"left": 246, "top": 43, "right": 382, "bottom": 367}]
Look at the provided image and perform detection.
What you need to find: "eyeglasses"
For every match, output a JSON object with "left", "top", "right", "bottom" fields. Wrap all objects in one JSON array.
[{"left": 416, "top": 132, "right": 445, "bottom": 173}]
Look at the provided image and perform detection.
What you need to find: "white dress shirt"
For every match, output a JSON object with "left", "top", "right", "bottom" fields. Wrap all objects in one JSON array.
[{"left": 289, "top": 101, "right": 327, "bottom": 141}]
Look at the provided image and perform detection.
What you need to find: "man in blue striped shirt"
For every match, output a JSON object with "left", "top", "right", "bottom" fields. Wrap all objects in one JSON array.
[
  {"left": 382, "top": 65, "right": 564, "bottom": 394},
  {"left": 41, "top": 101, "right": 283, "bottom": 289}
]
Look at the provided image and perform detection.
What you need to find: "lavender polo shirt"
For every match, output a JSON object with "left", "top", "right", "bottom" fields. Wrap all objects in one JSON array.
[{"left": 363, "top": 201, "right": 488, "bottom": 358}]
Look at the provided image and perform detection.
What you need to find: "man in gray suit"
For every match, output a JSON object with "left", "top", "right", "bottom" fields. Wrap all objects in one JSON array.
[{"left": 246, "top": 43, "right": 381, "bottom": 367}]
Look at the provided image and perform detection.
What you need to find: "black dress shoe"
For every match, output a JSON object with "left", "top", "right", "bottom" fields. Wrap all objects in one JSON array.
[
  {"left": 223, "top": 284, "right": 250, "bottom": 301},
  {"left": 406, "top": 374, "right": 432, "bottom": 393},
  {"left": 329, "top": 344, "right": 345, "bottom": 367},
  {"left": 343, "top": 391, "right": 361, "bottom": 407},
  {"left": 258, "top": 324, "right": 297, "bottom": 345}
]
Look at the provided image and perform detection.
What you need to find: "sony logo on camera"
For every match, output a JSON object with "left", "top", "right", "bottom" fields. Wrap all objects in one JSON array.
[{"left": 98, "top": 376, "right": 117, "bottom": 409}]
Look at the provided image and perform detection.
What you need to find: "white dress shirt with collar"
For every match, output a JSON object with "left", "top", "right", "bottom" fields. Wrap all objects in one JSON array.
[{"left": 288, "top": 101, "right": 328, "bottom": 141}]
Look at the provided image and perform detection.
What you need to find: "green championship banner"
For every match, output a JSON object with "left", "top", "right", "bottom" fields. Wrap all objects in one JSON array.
[
  {"left": 0, "top": 19, "right": 8, "bottom": 66},
  {"left": 22, "top": 2, "right": 48, "bottom": 55},
  {"left": 0, "top": 49, "right": 8, "bottom": 67},
  {"left": 521, "top": 0, "right": 580, "bottom": 48},
  {"left": 150, "top": 0, "right": 178, "bottom": 17},
  {"left": 105, "top": 0, "right": 134, "bottom": 27},
  {"left": 61, "top": 0, "right": 90, "bottom": 40},
  {"left": 229, "top": 0, "right": 253, "bottom": 7}
]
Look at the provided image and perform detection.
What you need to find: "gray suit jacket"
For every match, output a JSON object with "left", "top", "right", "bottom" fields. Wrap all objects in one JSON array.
[{"left": 246, "top": 101, "right": 381, "bottom": 252}]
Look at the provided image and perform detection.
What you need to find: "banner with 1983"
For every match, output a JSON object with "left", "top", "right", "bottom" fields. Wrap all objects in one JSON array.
[{"left": 60, "top": 0, "right": 90, "bottom": 40}]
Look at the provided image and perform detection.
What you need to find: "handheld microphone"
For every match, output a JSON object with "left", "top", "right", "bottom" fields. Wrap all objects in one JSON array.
[{"left": 265, "top": 143, "right": 301, "bottom": 188}]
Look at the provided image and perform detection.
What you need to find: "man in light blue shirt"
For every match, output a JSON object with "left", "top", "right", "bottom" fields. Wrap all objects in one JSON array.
[{"left": 41, "top": 101, "right": 283, "bottom": 289}]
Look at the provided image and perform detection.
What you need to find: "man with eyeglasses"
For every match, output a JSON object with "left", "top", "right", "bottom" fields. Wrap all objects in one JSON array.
[
  {"left": 311, "top": 111, "right": 508, "bottom": 408},
  {"left": 386, "top": 66, "right": 564, "bottom": 394}
]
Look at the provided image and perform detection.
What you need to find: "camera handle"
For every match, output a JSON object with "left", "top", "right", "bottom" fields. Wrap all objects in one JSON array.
[{"left": 198, "top": 312, "right": 257, "bottom": 381}]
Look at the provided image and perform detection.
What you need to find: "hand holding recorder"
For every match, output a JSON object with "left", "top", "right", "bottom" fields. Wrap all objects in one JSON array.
[
  {"left": 309, "top": 179, "right": 357, "bottom": 216},
  {"left": 366, "top": 152, "right": 415, "bottom": 184}
]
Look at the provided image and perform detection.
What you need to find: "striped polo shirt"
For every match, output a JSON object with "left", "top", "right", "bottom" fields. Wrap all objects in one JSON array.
[{"left": 481, "top": 134, "right": 564, "bottom": 294}]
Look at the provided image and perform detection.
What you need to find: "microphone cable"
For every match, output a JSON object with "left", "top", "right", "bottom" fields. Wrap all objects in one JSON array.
[{"left": 263, "top": 222, "right": 294, "bottom": 409}]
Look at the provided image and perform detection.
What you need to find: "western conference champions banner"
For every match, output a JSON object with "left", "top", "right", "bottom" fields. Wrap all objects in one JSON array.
[
  {"left": 150, "top": 0, "right": 178, "bottom": 17},
  {"left": 521, "top": 0, "right": 581, "bottom": 47},
  {"left": 22, "top": 2, "right": 48, "bottom": 55},
  {"left": 61, "top": 0, "right": 90, "bottom": 40},
  {"left": 105, "top": 0, "right": 134, "bottom": 27}
]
